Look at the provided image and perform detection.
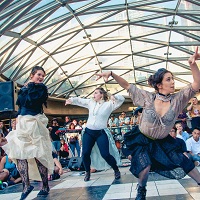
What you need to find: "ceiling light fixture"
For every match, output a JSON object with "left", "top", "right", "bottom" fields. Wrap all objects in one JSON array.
[
  {"left": 83, "top": 34, "right": 91, "bottom": 39},
  {"left": 168, "top": 20, "right": 178, "bottom": 25}
]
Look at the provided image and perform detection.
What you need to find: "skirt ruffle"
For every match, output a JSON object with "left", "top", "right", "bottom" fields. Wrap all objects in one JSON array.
[
  {"left": 124, "top": 126, "right": 195, "bottom": 179},
  {"left": 2, "top": 114, "right": 54, "bottom": 181}
]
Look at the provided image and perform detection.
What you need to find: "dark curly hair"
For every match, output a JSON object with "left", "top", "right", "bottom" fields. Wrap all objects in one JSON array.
[
  {"left": 30, "top": 66, "right": 45, "bottom": 76},
  {"left": 148, "top": 68, "right": 172, "bottom": 91},
  {"left": 95, "top": 87, "right": 109, "bottom": 101}
]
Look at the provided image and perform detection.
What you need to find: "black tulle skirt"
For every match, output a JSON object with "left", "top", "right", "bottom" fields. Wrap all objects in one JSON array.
[{"left": 124, "top": 126, "right": 195, "bottom": 179}]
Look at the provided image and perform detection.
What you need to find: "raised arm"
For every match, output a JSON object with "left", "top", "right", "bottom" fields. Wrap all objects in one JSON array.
[
  {"left": 188, "top": 47, "right": 200, "bottom": 91},
  {"left": 96, "top": 71, "right": 130, "bottom": 90}
]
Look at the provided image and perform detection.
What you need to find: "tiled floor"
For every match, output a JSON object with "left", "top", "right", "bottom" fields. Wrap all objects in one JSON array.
[{"left": 0, "top": 160, "right": 200, "bottom": 200}]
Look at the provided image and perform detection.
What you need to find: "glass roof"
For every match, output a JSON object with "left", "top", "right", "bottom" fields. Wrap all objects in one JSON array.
[{"left": 1, "top": 0, "right": 200, "bottom": 99}]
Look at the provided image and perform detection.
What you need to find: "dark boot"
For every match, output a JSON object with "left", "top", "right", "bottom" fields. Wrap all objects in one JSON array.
[
  {"left": 84, "top": 171, "right": 90, "bottom": 182},
  {"left": 135, "top": 185, "right": 147, "bottom": 200},
  {"left": 114, "top": 170, "right": 121, "bottom": 179}
]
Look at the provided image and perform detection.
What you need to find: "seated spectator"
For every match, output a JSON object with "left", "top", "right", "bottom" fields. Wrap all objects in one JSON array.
[
  {"left": 175, "top": 122, "right": 190, "bottom": 142},
  {"left": 0, "top": 168, "right": 9, "bottom": 182},
  {"left": 169, "top": 128, "right": 188, "bottom": 158},
  {"left": 187, "top": 97, "right": 200, "bottom": 131},
  {"left": 186, "top": 127, "right": 200, "bottom": 166},
  {"left": 177, "top": 110, "right": 191, "bottom": 133},
  {"left": 48, "top": 152, "right": 64, "bottom": 181},
  {"left": 0, "top": 120, "right": 8, "bottom": 137},
  {"left": 60, "top": 139, "right": 69, "bottom": 159},
  {"left": 0, "top": 155, "right": 21, "bottom": 185},
  {"left": 8, "top": 119, "right": 17, "bottom": 132},
  {"left": 0, "top": 121, "right": 9, "bottom": 160}
]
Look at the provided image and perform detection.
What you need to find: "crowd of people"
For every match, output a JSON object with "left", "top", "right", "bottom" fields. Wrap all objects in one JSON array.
[{"left": 0, "top": 47, "right": 200, "bottom": 200}]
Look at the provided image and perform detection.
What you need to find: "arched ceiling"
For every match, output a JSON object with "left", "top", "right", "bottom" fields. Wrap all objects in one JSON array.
[{"left": 0, "top": 0, "right": 200, "bottom": 99}]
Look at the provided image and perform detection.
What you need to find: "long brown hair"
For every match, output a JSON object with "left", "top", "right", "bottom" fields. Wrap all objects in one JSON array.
[{"left": 95, "top": 87, "right": 108, "bottom": 101}]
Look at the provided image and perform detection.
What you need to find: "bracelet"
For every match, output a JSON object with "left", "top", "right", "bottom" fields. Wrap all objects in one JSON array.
[{"left": 110, "top": 71, "right": 113, "bottom": 77}]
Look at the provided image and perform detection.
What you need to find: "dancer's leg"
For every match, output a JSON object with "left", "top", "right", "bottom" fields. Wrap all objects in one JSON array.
[
  {"left": 82, "top": 132, "right": 96, "bottom": 181},
  {"left": 17, "top": 159, "right": 30, "bottom": 192},
  {"left": 187, "top": 167, "right": 200, "bottom": 184},
  {"left": 96, "top": 133, "right": 118, "bottom": 171},
  {"left": 135, "top": 165, "right": 150, "bottom": 200},
  {"left": 138, "top": 165, "right": 151, "bottom": 186},
  {"left": 35, "top": 158, "right": 49, "bottom": 192},
  {"left": 82, "top": 132, "right": 96, "bottom": 172}
]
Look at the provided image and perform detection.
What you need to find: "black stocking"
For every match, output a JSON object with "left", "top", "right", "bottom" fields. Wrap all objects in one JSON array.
[
  {"left": 35, "top": 158, "right": 49, "bottom": 191},
  {"left": 138, "top": 165, "right": 151, "bottom": 187},
  {"left": 17, "top": 159, "right": 30, "bottom": 193}
]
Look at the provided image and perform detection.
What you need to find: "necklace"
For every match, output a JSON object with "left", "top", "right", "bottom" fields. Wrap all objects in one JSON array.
[
  {"left": 93, "top": 101, "right": 104, "bottom": 116},
  {"left": 155, "top": 93, "right": 172, "bottom": 102}
]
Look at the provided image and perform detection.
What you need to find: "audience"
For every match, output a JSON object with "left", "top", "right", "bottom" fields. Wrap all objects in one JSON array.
[
  {"left": 0, "top": 155, "right": 21, "bottom": 185},
  {"left": 63, "top": 116, "right": 71, "bottom": 129},
  {"left": 169, "top": 128, "right": 188, "bottom": 158},
  {"left": 0, "top": 121, "right": 8, "bottom": 137},
  {"left": 177, "top": 110, "right": 191, "bottom": 133},
  {"left": 187, "top": 97, "right": 200, "bottom": 131},
  {"left": 108, "top": 114, "right": 119, "bottom": 134},
  {"left": 175, "top": 122, "right": 190, "bottom": 142},
  {"left": 66, "top": 123, "right": 81, "bottom": 157},
  {"left": 186, "top": 127, "right": 200, "bottom": 166},
  {"left": 49, "top": 118, "right": 61, "bottom": 160},
  {"left": 60, "top": 139, "right": 69, "bottom": 159},
  {"left": 48, "top": 151, "right": 64, "bottom": 181}
]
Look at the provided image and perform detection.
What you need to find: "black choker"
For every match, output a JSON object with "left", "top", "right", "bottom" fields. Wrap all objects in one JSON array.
[{"left": 156, "top": 93, "right": 171, "bottom": 102}]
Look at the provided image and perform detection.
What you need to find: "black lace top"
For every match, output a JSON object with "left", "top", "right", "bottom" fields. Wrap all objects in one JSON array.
[{"left": 16, "top": 82, "right": 48, "bottom": 116}]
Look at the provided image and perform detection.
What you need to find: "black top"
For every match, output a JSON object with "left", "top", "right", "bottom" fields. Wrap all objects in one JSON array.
[
  {"left": 175, "top": 137, "right": 187, "bottom": 153},
  {"left": 16, "top": 82, "right": 48, "bottom": 116},
  {"left": 50, "top": 126, "right": 60, "bottom": 141}
]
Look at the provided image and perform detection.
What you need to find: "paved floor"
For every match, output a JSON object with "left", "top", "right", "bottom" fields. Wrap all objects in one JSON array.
[{"left": 0, "top": 160, "right": 200, "bottom": 200}]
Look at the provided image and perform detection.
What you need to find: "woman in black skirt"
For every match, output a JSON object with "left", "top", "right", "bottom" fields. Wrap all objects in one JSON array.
[{"left": 96, "top": 47, "right": 200, "bottom": 200}]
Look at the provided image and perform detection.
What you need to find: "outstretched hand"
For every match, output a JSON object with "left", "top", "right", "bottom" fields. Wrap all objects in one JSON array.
[
  {"left": 65, "top": 99, "right": 72, "bottom": 106},
  {"left": 0, "top": 137, "right": 7, "bottom": 147},
  {"left": 96, "top": 71, "right": 111, "bottom": 82},
  {"left": 188, "top": 47, "right": 200, "bottom": 65}
]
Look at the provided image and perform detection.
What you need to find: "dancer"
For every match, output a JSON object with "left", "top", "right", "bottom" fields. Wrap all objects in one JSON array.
[
  {"left": 96, "top": 47, "right": 200, "bottom": 200},
  {"left": 1, "top": 66, "right": 54, "bottom": 200},
  {"left": 65, "top": 87, "right": 124, "bottom": 181}
]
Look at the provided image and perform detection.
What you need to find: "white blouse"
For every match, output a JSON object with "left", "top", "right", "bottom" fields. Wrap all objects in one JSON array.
[{"left": 70, "top": 95, "right": 125, "bottom": 130}]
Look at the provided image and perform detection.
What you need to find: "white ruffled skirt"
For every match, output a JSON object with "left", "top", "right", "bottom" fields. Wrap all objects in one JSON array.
[{"left": 2, "top": 114, "right": 54, "bottom": 181}]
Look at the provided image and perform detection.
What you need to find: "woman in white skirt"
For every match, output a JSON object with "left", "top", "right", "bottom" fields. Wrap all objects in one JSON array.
[{"left": 1, "top": 66, "right": 54, "bottom": 200}]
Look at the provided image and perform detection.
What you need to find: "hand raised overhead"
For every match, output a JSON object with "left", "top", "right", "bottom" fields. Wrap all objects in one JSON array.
[
  {"left": 188, "top": 47, "right": 200, "bottom": 65},
  {"left": 95, "top": 71, "right": 111, "bottom": 82}
]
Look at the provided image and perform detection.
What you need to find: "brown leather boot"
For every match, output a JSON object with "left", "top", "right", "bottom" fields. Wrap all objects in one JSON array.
[{"left": 84, "top": 171, "right": 90, "bottom": 182}]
